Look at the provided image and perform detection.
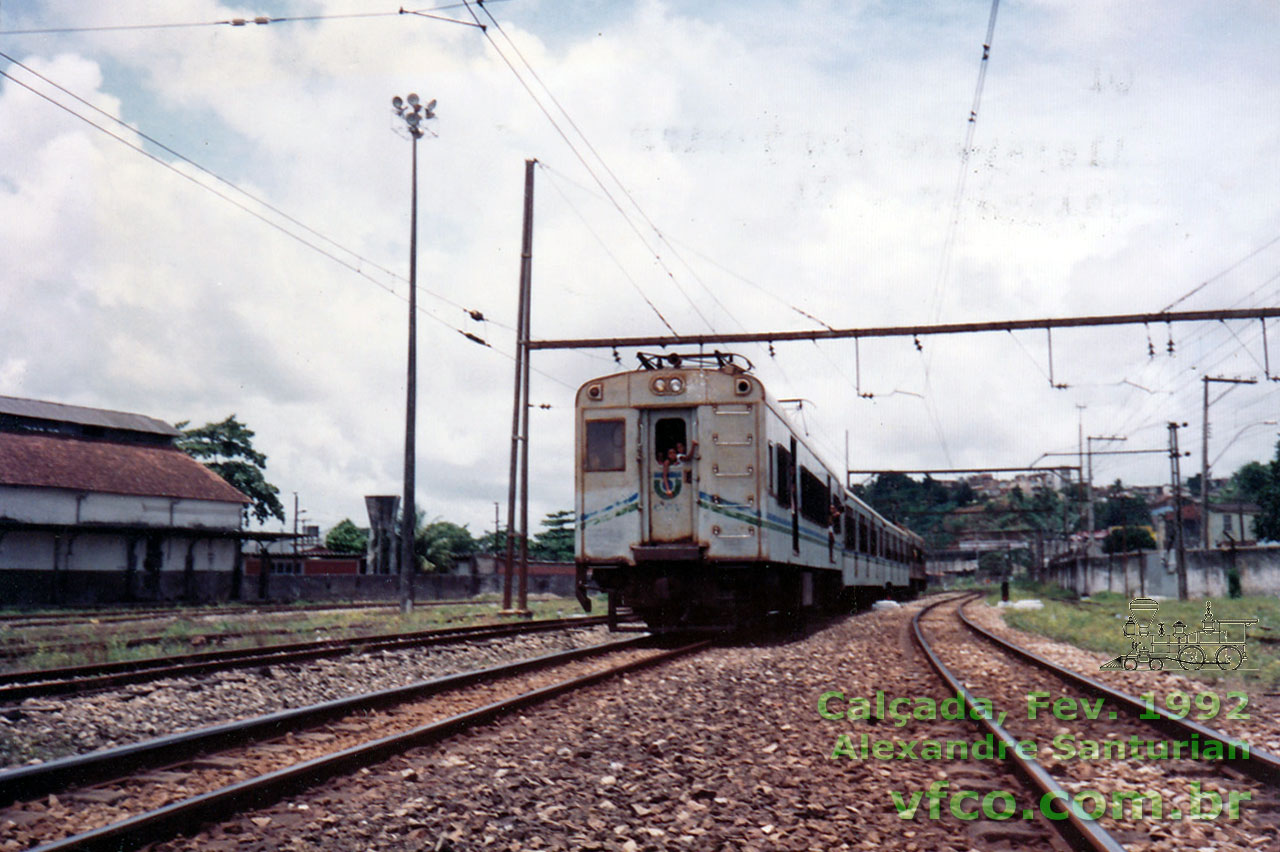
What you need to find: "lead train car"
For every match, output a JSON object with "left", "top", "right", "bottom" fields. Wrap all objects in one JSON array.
[{"left": 574, "top": 354, "right": 925, "bottom": 630}]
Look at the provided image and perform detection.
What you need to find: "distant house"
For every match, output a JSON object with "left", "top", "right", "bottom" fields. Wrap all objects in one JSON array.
[
  {"left": 1206, "top": 502, "right": 1262, "bottom": 547},
  {"left": 0, "top": 395, "right": 256, "bottom": 605},
  {"left": 1149, "top": 498, "right": 1263, "bottom": 550}
]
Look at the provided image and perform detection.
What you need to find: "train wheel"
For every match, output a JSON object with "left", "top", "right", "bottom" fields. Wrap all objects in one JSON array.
[
  {"left": 1216, "top": 646, "right": 1243, "bottom": 671},
  {"left": 1122, "top": 655, "right": 1138, "bottom": 671},
  {"left": 1149, "top": 657, "right": 1164, "bottom": 671},
  {"left": 1178, "top": 646, "right": 1206, "bottom": 671}
]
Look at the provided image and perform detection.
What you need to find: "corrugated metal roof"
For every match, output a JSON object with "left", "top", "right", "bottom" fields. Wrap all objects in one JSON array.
[
  {"left": 0, "top": 431, "right": 248, "bottom": 503},
  {"left": 0, "top": 396, "right": 180, "bottom": 437}
]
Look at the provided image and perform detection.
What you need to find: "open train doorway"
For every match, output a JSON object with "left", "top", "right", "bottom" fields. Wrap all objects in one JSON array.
[{"left": 645, "top": 409, "right": 696, "bottom": 542}]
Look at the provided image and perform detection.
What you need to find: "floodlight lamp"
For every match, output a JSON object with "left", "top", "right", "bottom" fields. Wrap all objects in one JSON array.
[
  {"left": 392, "top": 96, "right": 403, "bottom": 110},
  {"left": 407, "top": 93, "right": 420, "bottom": 106},
  {"left": 424, "top": 99, "right": 437, "bottom": 117}
]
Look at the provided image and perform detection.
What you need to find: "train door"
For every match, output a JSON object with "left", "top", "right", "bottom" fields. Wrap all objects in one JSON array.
[
  {"left": 645, "top": 409, "right": 696, "bottom": 542},
  {"left": 789, "top": 436, "right": 799, "bottom": 554}
]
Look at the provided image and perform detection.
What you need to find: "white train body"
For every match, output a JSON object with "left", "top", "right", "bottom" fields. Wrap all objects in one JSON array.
[{"left": 574, "top": 357, "right": 924, "bottom": 628}]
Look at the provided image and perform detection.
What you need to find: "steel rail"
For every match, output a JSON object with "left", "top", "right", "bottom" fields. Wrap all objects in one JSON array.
[
  {"left": 956, "top": 599, "right": 1280, "bottom": 786},
  {"left": 0, "top": 632, "right": 646, "bottom": 806},
  {"left": 0, "top": 615, "right": 611, "bottom": 700},
  {"left": 912, "top": 594, "right": 1127, "bottom": 852},
  {"left": 0, "top": 601, "right": 399, "bottom": 627},
  {"left": 23, "top": 638, "right": 711, "bottom": 852}
]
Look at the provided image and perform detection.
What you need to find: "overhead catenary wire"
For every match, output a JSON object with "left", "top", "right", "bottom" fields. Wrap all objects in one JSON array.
[
  {"left": 470, "top": 0, "right": 754, "bottom": 338},
  {"left": 0, "top": 3, "right": 505, "bottom": 35},
  {"left": 0, "top": 49, "right": 504, "bottom": 332},
  {"left": 450, "top": 1, "right": 715, "bottom": 335},
  {"left": 537, "top": 163, "right": 679, "bottom": 336},
  {"left": 0, "top": 58, "right": 615, "bottom": 396}
]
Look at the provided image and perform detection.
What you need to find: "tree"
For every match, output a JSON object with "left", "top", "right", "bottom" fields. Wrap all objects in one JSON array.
[
  {"left": 1103, "top": 526, "right": 1156, "bottom": 554},
  {"left": 325, "top": 519, "right": 368, "bottom": 554},
  {"left": 1095, "top": 493, "right": 1151, "bottom": 530},
  {"left": 176, "top": 415, "right": 285, "bottom": 524},
  {"left": 1224, "top": 461, "right": 1269, "bottom": 504},
  {"left": 416, "top": 520, "right": 477, "bottom": 572},
  {"left": 531, "top": 509, "right": 576, "bottom": 561},
  {"left": 1256, "top": 440, "right": 1280, "bottom": 543}
]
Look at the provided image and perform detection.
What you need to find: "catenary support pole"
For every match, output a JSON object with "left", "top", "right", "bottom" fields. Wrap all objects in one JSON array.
[{"left": 502, "top": 161, "right": 535, "bottom": 612}]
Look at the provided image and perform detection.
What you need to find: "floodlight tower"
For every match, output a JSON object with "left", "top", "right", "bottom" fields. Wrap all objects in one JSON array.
[{"left": 391, "top": 92, "right": 436, "bottom": 615}]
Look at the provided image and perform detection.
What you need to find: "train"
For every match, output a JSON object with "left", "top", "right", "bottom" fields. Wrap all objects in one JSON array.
[{"left": 573, "top": 351, "right": 925, "bottom": 630}]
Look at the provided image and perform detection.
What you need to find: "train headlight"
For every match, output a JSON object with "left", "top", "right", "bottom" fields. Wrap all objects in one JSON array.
[{"left": 649, "top": 375, "right": 685, "bottom": 395}]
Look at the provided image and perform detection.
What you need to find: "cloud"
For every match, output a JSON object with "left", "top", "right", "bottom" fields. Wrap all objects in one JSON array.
[{"left": 2, "top": 0, "right": 1278, "bottom": 541}]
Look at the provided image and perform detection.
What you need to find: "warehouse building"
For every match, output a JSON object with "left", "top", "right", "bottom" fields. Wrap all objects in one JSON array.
[{"left": 0, "top": 395, "right": 254, "bottom": 605}]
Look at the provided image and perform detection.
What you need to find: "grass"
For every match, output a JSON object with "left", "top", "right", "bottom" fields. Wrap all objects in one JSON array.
[
  {"left": 987, "top": 579, "right": 1280, "bottom": 687},
  {"left": 0, "top": 595, "right": 601, "bottom": 674}
]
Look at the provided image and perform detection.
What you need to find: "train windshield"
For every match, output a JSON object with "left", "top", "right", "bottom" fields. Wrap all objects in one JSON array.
[{"left": 584, "top": 419, "right": 626, "bottom": 471}]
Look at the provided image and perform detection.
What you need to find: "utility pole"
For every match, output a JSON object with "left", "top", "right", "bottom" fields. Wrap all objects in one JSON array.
[
  {"left": 1075, "top": 404, "right": 1085, "bottom": 587},
  {"left": 493, "top": 501, "right": 500, "bottom": 556},
  {"left": 1168, "top": 422, "right": 1189, "bottom": 600},
  {"left": 1086, "top": 435, "right": 1126, "bottom": 550},
  {"left": 503, "top": 159, "right": 536, "bottom": 616},
  {"left": 391, "top": 92, "right": 436, "bottom": 615},
  {"left": 1201, "top": 375, "right": 1258, "bottom": 549}
]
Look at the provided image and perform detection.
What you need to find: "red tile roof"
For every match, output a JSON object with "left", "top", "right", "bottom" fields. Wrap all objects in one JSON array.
[{"left": 0, "top": 431, "right": 249, "bottom": 504}]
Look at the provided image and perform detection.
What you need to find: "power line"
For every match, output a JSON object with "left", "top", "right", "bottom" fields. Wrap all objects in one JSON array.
[
  {"left": 0, "top": 3, "right": 501, "bottom": 35},
  {"left": 537, "top": 162, "right": 678, "bottom": 335},
  {"left": 473, "top": 1, "right": 745, "bottom": 331},
  {"left": 458, "top": 0, "right": 721, "bottom": 334},
  {"left": 0, "top": 49, "right": 504, "bottom": 331}
]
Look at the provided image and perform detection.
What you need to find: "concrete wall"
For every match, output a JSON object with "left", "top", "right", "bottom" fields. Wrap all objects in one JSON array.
[
  {"left": 1046, "top": 547, "right": 1280, "bottom": 598},
  {"left": 0, "top": 486, "right": 242, "bottom": 529},
  {"left": 0, "top": 530, "right": 235, "bottom": 575}
]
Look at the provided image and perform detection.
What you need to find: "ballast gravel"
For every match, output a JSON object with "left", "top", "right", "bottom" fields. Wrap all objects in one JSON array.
[
  {"left": 150, "top": 599, "right": 1073, "bottom": 852},
  {"left": 0, "top": 624, "right": 613, "bottom": 767}
]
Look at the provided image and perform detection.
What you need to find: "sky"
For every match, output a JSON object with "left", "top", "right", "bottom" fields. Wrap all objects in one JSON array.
[{"left": 1, "top": 0, "right": 1278, "bottom": 539}]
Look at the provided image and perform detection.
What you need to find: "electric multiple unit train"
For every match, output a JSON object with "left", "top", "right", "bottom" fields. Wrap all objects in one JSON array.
[{"left": 573, "top": 352, "right": 925, "bottom": 630}]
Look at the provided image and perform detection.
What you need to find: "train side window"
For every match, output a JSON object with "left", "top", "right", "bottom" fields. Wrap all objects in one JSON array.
[
  {"left": 767, "top": 441, "right": 775, "bottom": 496},
  {"left": 775, "top": 445, "right": 794, "bottom": 508},
  {"left": 653, "top": 417, "right": 686, "bottom": 461},
  {"left": 844, "top": 509, "right": 856, "bottom": 549},
  {"left": 584, "top": 419, "right": 626, "bottom": 472},
  {"left": 858, "top": 516, "right": 869, "bottom": 554},
  {"left": 799, "top": 466, "right": 829, "bottom": 525}
]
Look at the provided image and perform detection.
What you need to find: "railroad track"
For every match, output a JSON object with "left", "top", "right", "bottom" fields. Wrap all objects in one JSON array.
[
  {"left": 0, "top": 601, "right": 401, "bottom": 630},
  {"left": 0, "top": 632, "right": 710, "bottom": 850},
  {"left": 0, "top": 620, "right": 397, "bottom": 661},
  {"left": 0, "top": 615, "right": 613, "bottom": 702},
  {"left": 913, "top": 593, "right": 1279, "bottom": 851}
]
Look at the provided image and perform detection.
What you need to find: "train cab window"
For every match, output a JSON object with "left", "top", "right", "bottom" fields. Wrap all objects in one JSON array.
[
  {"left": 775, "top": 445, "right": 794, "bottom": 508},
  {"left": 653, "top": 417, "right": 687, "bottom": 462},
  {"left": 584, "top": 419, "right": 626, "bottom": 472}
]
